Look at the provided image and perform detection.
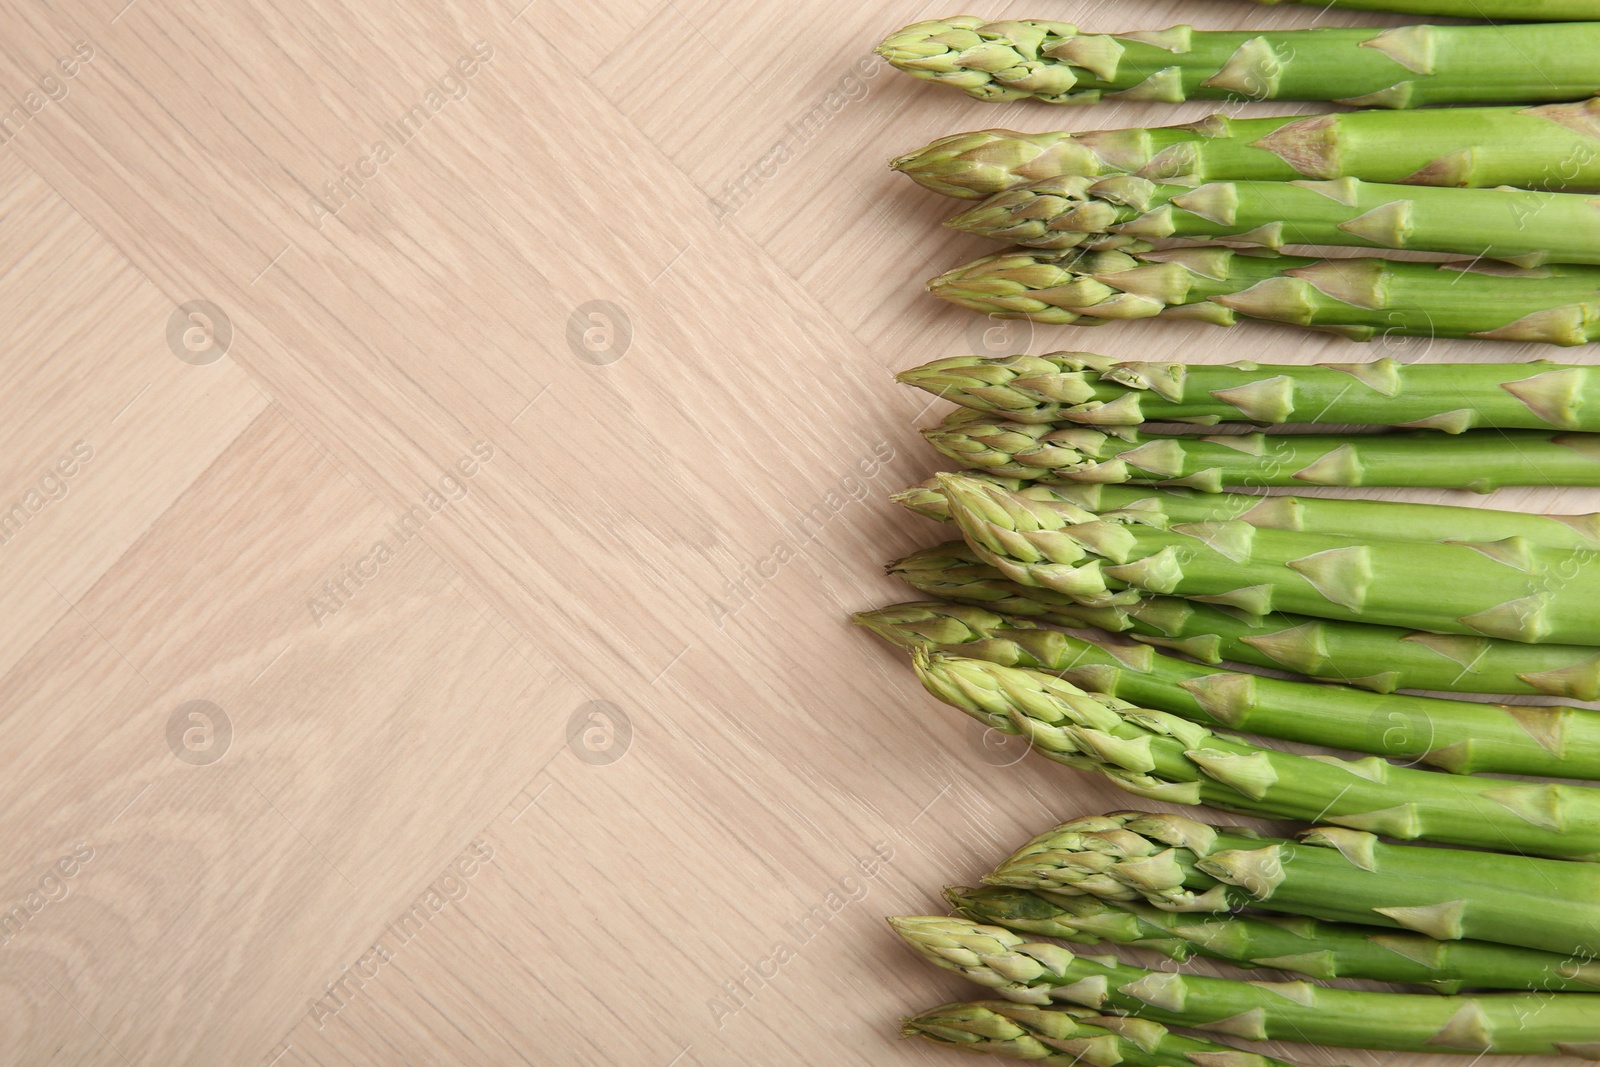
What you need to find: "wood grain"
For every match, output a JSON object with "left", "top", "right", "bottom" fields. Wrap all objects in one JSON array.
[{"left": 0, "top": 0, "right": 1592, "bottom": 1063}]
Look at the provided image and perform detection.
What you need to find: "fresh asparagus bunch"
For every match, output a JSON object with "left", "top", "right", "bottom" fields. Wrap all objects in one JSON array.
[
  {"left": 899, "top": 353, "right": 1600, "bottom": 431},
  {"left": 929, "top": 243, "right": 1600, "bottom": 345},
  {"left": 894, "top": 473, "right": 1600, "bottom": 551},
  {"left": 892, "top": 102, "right": 1600, "bottom": 199},
  {"left": 950, "top": 175, "right": 1600, "bottom": 266},
  {"left": 1248, "top": 0, "right": 1600, "bottom": 20},
  {"left": 885, "top": 547, "right": 1600, "bottom": 699},
  {"left": 950, "top": 885, "right": 1600, "bottom": 993},
  {"left": 936, "top": 472, "right": 1600, "bottom": 642},
  {"left": 986, "top": 811, "right": 1600, "bottom": 956},
  {"left": 893, "top": 916, "right": 1600, "bottom": 1056},
  {"left": 878, "top": 18, "right": 1600, "bottom": 108},
  {"left": 904, "top": 999, "right": 1304, "bottom": 1067},
  {"left": 915, "top": 649, "right": 1600, "bottom": 858},
  {"left": 925, "top": 408, "right": 1600, "bottom": 489}
]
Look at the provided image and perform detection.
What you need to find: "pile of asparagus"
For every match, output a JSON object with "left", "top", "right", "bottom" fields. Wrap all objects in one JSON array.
[
  {"left": 858, "top": 357, "right": 1600, "bottom": 1063},
  {"left": 876, "top": 6, "right": 1600, "bottom": 344}
]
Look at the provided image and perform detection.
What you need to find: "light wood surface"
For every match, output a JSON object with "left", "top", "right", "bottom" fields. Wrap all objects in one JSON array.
[{"left": 0, "top": 0, "right": 1595, "bottom": 1063}]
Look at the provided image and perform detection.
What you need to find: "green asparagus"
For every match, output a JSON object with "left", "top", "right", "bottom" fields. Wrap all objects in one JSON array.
[
  {"left": 916, "top": 649, "right": 1600, "bottom": 858},
  {"left": 894, "top": 472, "right": 1600, "bottom": 551},
  {"left": 891, "top": 102, "right": 1600, "bottom": 200},
  {"left": 939, "top": 472, "right": 1600, "bottom": 643},
  {"left": 928, "top": 243, "right": 1600, "bottom": 345},
  {"left": 878, "top": 17, "right": 1600, "bottom": 108},
  {"left": 950, "top": 886, "right": 1600, "bottom": 993},
  {"left": 1249, "top": 0, "right": 1600, "bottom": 21},
  {"left": 904, "top": 999, "right": 1305, "bottom": 1067},
  {"left": 859, "top": 600, "right": 1600, "bottom": 776},
  {"left": 985, "top": 811, "right": 1600, "bottom": 956},
  {"left": 899, "top": 353, "right": 1600, "bottom": 432},
  {"left": 950, "top": 175, "right": 1600, "bottom": 266},
  {"left": 885, "top": 547, "right": 1600, "bottom": 698},
  {"left": 924, "top": 408, "right": 1600, "bottom": 490},
  {"left": 892, "top": 916, "right": 1600, "bottom": 1056}
]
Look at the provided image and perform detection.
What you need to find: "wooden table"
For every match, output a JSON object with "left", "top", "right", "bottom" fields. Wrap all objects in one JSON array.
[{"left": 0, "top": 0, "right": 1593, "bottom": 1062}]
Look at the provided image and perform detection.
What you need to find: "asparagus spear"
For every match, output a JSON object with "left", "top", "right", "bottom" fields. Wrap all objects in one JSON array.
[
  {"left": 940, "top": 472, "right": 1600, "bottom": 643},
  {"left": 949, "top": 885, "right": 1600, "bottom": 993},
  {"left": 985, "top": 811, "right": 1600, "bottom": 955},
  {"left": 885, "top": 547, "right": 1600, "bottom": 699},
  {"left": 892, "top": 102, "right": 1600, "bottom": 200},
  {"left": 928, "top": 243, "right": 1600, "bottom": 345},
  {"left": 904, "top": 998, "right": 1305, "bottom": 1067},
  {"left": 924, "top": 408, "right": 1600, "bottom": 491},
  {"left": 858, "top": 600, "right": 1600, "bottom": 777},
  {"left": 878, "top": 17, "right": 1600, "bottom": 108},
  {"left": 1249, "top": 0, "right": 1600, "bottom": 20},
  {"left": 950, "top": 175, "right": 1600, "bottom": 266},
  {"left": 899, "top": 353, "right": 1600, "bottom": 432},
  {"left": 892, "top": 916, "right": 1600, "bottom": 1056},
  {"left": 915, "top": 648, "right": 1600, "bottom": 858},
  {"left": 894, "top": 472, "right": 1600, "bottom": 551}
]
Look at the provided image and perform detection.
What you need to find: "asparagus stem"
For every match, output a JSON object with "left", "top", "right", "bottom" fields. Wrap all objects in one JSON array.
[
  {"left": 904, "top": 998, "right": 1307, "bottom": 1066},
  {"left": 950, "top": 885, "right": 1600, "bottom": 994},
  {"left": 914, "top": 649, "right": 1600, "bottom": 859},
  {"left": 924, "top": 408, "right": 1600, "bottom": 490},
  {"left": 894, "top": 472, "right": 1600, "bottom": 552},
  {"left": 928, "top": 243, "right": 1600, "bottom": 345},
  {"left": 892, "top": 916, "right": 1600, "bottom": 1056},
  {"left": 884, "top": 544, "right": 1600, "bottom": 699},
  {"left": 984, "top": 811, "right": 1600, "bottom": 956},
  {"left": 878, "top": 18, "right": 1600, "bottom": 108},
  {"left": 949, "top": 175, "right": 1600, "bottom": 265},
  {"left": 891, "top": 103, "right": 1600, "bottom": 200},
  {"left": 938, "top": 472, "right": 1600, "bottom": 643},
  {"left": 1248, "top": 0, "right": 1600, "bottom": 20},
  {"left": 859, "top": 600, "right": 1600, "bottom": 777},
  {"left": 899, "top": 354, "right": 1600, "bottom": 432}
]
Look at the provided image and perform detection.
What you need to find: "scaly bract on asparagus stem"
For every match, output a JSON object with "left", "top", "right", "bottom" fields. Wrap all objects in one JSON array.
[
  {"left": 892, "top": 916, "right": 1600, "bottom": 1056},
  {"left": 984, "top": 811, "right": 1600, "bottom": 956},
  {"left": 884, "top": 545, "right": 1600, "bottom": 699},
  {"left": 928, "top": 243, "right": 1600, "bottom": 345},
  {"left": 903, "top": 998, "right": 1304, "bottom": 1067},
  {"left": 949, "top": 886, "right": 1600, "bottom": 994},
  {"left": 949, "top": 175, "right": 1600, "bottom": 266},
  {"left": 891, "top": 102, "right": 1600, "bottom": 199},
  {"left": 915, "top": 650, "right": 1600, "bottom": 858},
  {"left": 938, "top": 472, "right": 1600, "bottom": 643},
  {"left": 877, "top": 18, "right": 1600, "bottom": 108},
  {"left": 895, "top": 472, "right": 1600, "bottom": 551},
  {"left": 924, "top": 408, "right": 1600, "bottom": 490},
  {"left": 899, "top": 353, "right": 1600, "bottom": 431}
]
